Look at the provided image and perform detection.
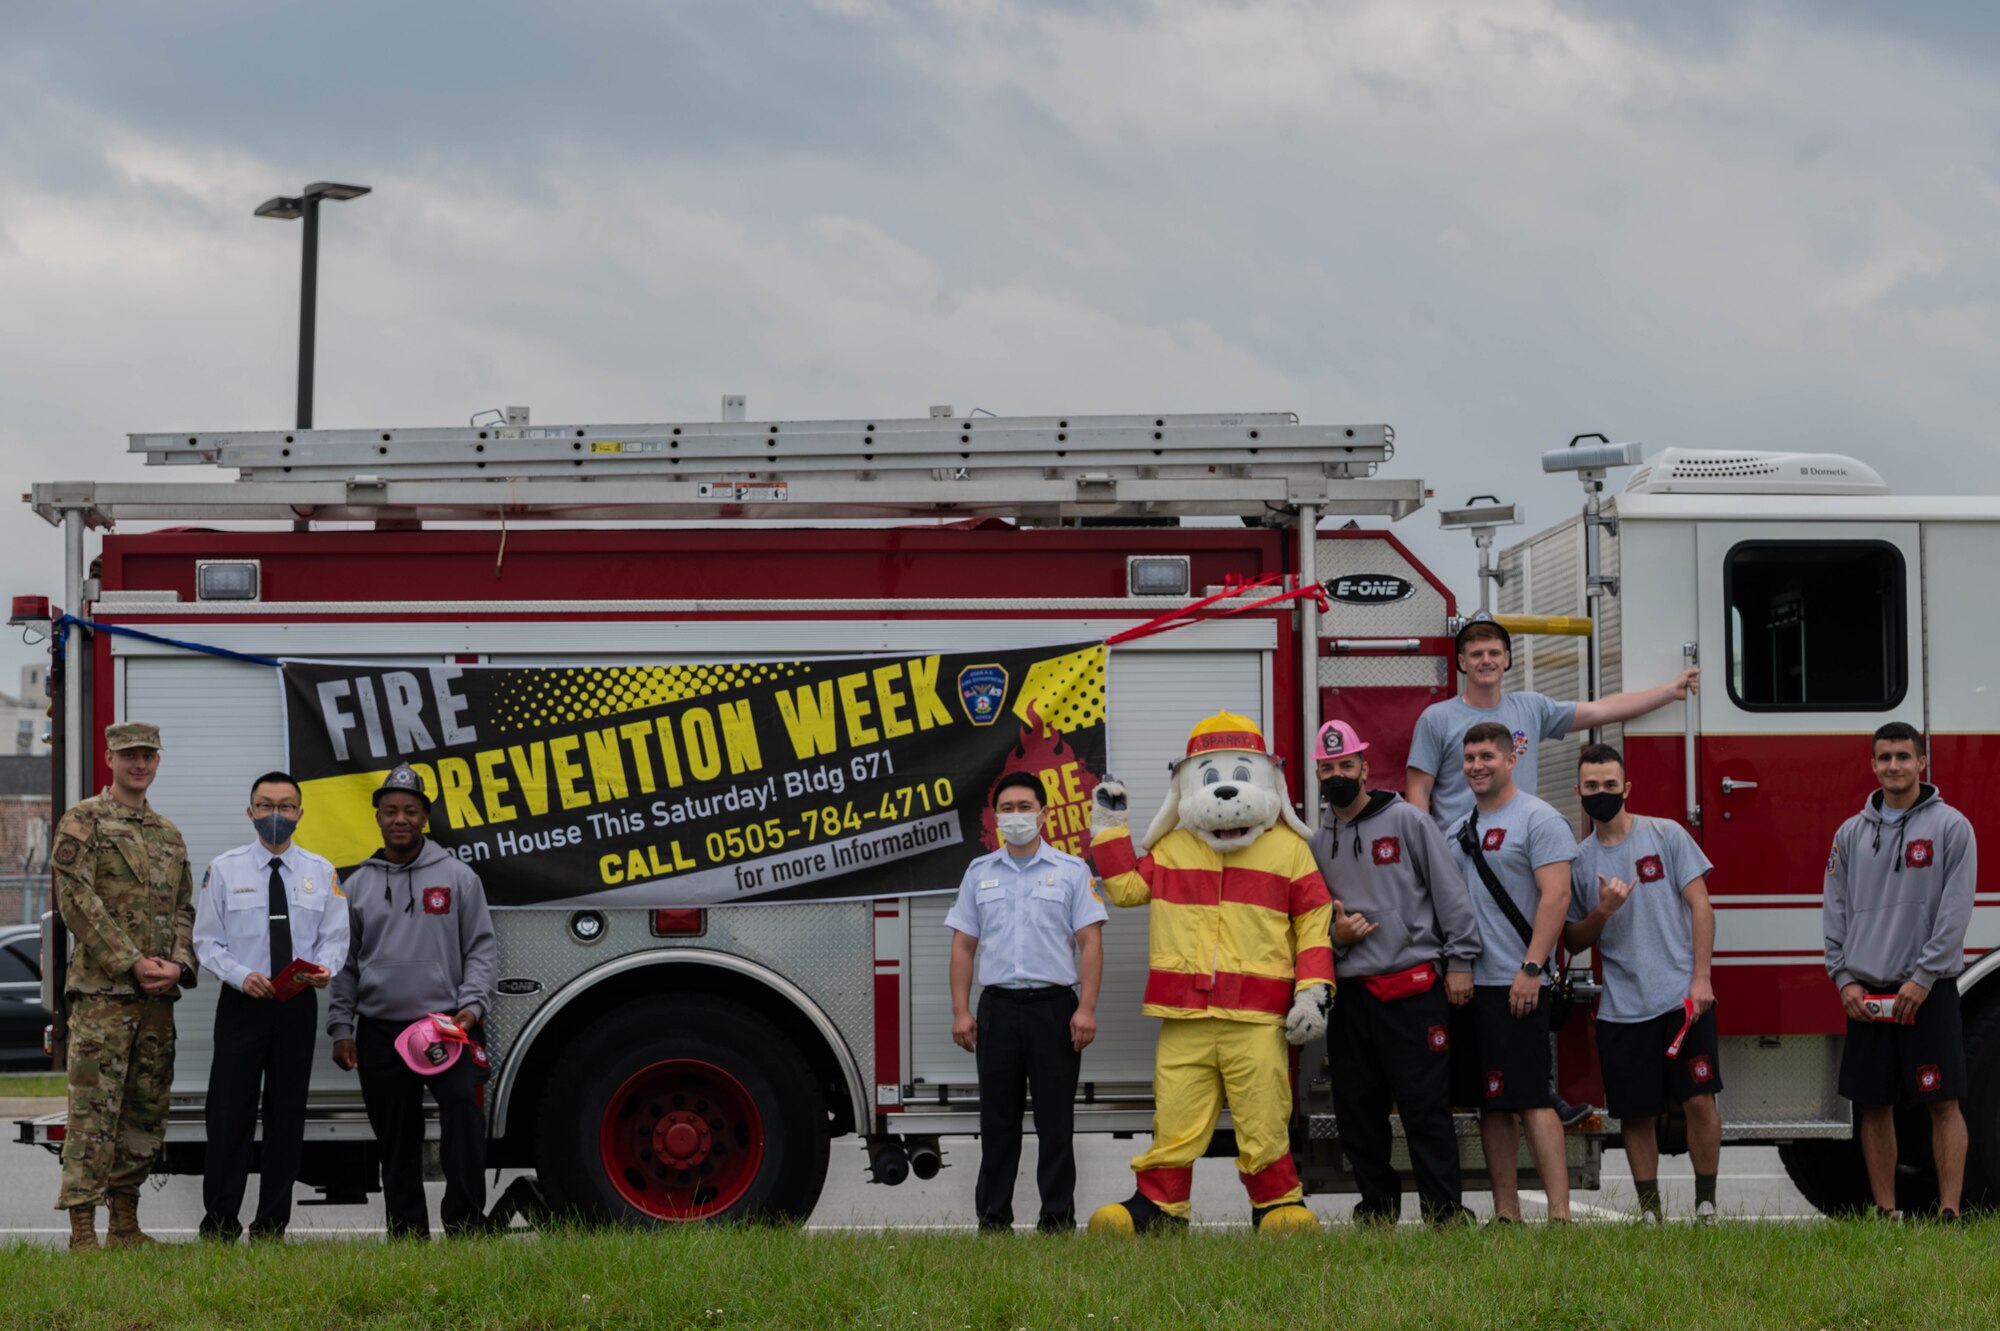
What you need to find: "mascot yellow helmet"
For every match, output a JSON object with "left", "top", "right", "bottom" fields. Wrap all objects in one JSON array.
[{"left": 1183, "top": 710, "right": 1268, "bottom": 759}]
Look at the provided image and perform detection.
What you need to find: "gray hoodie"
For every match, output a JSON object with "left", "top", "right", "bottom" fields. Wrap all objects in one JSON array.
[
  {"left": 327, "top": 838, "right": 498, "bottom": 1040},
  {"left": 1824, "top": 784, "right": 1978, "bottom": 992},
  {"left": 1309, "top": 791, "right": 1481, "bottom": 981}
]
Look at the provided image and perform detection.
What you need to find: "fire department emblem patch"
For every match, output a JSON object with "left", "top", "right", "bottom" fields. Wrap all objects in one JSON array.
[
  {"left": 1826, "top": 844, "right": 1840, "bottom": 876},
  {"left": 1482, "top": 828, "right": 1507, "bottom": 852},
  {"left": 423, "top": 886, "right": 452, "bottom": 915},
  {"left": 1905, "top": 839, "right": 1934, "bottom": 869},
  {"left": 1917, "top": 1063, "right": 1942, "bottom": 1093},
  {"left": 1690, "top": 1055, "right": 1714, "bottom": 1084},
  {"left": 1511, "top": 730, "right": 1530, "bottom": 760},
  {"left": 1636, "top": 854, "right": 1666, "bottom": 884},
  {"left": 1427, "top": 1024, "right": 1449, "bottom": 1052},
  {"left": 1485, "top": 1070, "right": 1504, "bottom": 1099},
  {"left": 1373, "top": 836, "right": 1402, "bottom": 866},
  {"left": 955, "top": 664, "right": 1009, "bottom": 727}
]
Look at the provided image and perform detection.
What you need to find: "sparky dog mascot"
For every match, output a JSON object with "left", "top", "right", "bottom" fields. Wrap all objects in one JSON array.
[{"left": 1086, "top": 711, "right": 1333, "bottom": 1234}]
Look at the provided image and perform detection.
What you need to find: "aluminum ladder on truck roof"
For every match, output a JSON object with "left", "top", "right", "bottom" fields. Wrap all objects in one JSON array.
[{"left": 30, "top": 410, "right": 1423, "bottom": 526}]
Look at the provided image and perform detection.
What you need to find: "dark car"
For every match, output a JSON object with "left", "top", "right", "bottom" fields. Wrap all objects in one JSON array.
[{"left": 0, "top": 924, "right": 51, "bottom": 1070}]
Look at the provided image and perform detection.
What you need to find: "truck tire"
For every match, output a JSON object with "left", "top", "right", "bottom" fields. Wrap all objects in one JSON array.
[
  {"left": 1779, "top": 1118, "right": 1943, "bottom": 1218},
  {"left": 1961, "top": 992, "right": 2000, "bottom": 1209},
  {"left": 536, "top": 995, "right": 830, "bottom": 1224}
]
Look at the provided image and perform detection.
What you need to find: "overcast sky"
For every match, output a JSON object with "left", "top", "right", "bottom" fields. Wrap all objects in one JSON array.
[{"left": 4, "top": 0, "right": 1998, "bottom": 691}]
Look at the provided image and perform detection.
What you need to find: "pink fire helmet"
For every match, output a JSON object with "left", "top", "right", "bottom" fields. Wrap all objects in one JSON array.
[
  {"left": 394, "top": 1014, "right": 466, "bottom": 1076},
  {"left": 1314, "top": 719, "right": 1370, "bottom": 761}
]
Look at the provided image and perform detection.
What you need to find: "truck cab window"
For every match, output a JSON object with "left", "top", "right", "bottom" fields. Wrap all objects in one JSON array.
[{"left": 1725, "top": 541, "right": 1906, "bottom": 710}]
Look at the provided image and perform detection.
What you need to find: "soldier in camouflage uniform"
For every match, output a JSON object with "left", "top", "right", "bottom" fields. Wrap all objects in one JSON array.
[{"left": 51, "top": 721, "right": 197, "bottom": 1251}]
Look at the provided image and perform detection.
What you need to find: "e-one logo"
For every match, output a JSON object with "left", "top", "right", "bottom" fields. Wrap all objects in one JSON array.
[{"left": 1326, "top": 575, "right": 1417, "bottom": 605}]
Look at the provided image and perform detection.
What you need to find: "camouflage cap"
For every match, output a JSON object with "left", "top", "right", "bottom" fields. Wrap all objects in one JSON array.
[
  {"left": 373, "top": 763, "right": 432, "bottom": 808},
  {"left": 104, "top": 721, "right": 162, "bottom": 752}
]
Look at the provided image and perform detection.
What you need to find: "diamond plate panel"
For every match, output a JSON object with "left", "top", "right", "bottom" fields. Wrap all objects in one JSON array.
[{"left": 1319, "top": 656, "right": 1451, "bottom": 689}]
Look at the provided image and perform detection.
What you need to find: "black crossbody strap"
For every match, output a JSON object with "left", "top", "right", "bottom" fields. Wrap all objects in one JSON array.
[{"left": 1460, "top": 812, "right": 1556, "bottom": 971}]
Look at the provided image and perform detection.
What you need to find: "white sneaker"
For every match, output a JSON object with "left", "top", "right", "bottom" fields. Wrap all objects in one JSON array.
[
  {"left": 1638, "top": 1208, "right": 1663, "bottom": 1225},
  {"left": 1694, "top": 1200, "right": 1716, "bottom": 1225}
]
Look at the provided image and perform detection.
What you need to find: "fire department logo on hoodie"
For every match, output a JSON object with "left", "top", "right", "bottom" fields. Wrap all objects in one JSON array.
[
  {"left": 1485, "top": 1070, "right": 1504, "bottom": 1099},
  {"left": 1689, "top": 1055, "right": 1715, "bottom": 1084},
  {"left": 1905, "top": 839, "right": 1934, "bottom": 869},
  {"left": 1917, "top": 1063, "right": 1942, "bottom": 1093},
  {"left": 1482, "top": 828, "right": 1507, "bottom": 852},
  {"left": 1511, "top": 730, "right": 1530, "bottom": 760},
  {"left": 1826, "top": 844, "right": 1840, "bottom": 876},
  {"left": 423, "top": 886, "right": 452, "bottom": 915},
  {"left": 1636, "top": 854, "right": 1666, "bottom": 884},
  {"left": 1428, "top": 1024, "right": 1449, "bottom": 1051},
  {"left": 1372, "top": 836, "right": 1402, "bottom": 866}
]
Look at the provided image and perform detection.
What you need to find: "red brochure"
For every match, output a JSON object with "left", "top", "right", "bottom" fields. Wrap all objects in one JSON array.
[{"left": 270, "top": 958, "right": 324, "bottom": 1002}]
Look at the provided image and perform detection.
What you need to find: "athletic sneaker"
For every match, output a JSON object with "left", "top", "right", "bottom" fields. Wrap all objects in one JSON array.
[
  {"left": 1694, "top": 1200, "right": 1716, "bottom": 1225},
  {"left": 1938, "top": 1208, "right": 1960, "bottom": 1224},
  {"left": 1553, "top": 1094, "right": 1594, "bottom": 1128},
  {"left": 1637, "top": 1208, "right": 1663, "bottom": 1226}
]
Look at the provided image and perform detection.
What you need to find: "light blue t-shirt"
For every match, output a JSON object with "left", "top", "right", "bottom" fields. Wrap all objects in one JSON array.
[
  {"left": 943, "top": 841, "right": 1107, "bottom": 989},
  {"left": 1569, "top": 816, "right": 1713, "bottom": 1024},
  {"left": 1447, "top": 791, "right": 1579, "bottom": 987},
  {"left": 1410, "top": 691, "right": 1576, "bottom": 832}
]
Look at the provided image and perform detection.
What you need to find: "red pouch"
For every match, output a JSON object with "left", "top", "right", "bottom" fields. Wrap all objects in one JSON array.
[
  {"left": 269, "top": 958, "right": 322, "bottom": 1002},
  {"left": 1362, "top": 962, "right": 1438, "bottom": 1002}
]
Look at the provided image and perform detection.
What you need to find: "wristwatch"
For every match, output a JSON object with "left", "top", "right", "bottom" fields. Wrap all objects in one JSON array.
[
  {"left": 177, "top": 961, "right": 197, "bottom": 990},
  {"left": 1519, "top": 961, "right": 1543, "bottom": 978}
]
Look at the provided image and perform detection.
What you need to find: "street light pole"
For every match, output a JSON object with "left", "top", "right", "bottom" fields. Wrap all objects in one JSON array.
[{"left": 255, "top": 181, "right": 370, "bottom": 430}]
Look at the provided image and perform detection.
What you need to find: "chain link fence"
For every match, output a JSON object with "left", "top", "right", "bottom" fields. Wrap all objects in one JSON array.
[{"left": 0, "top": 874, "right": 49, "bottom": 927}]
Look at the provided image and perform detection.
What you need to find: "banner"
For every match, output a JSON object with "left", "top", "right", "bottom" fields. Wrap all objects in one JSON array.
[{"left": 280, "top": 643, "right": 1106, "bottom": 908}]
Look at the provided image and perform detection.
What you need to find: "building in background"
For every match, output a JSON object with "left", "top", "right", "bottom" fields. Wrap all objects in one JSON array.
[
  {"left": 0, "top": 755, "right": 50, "bottom": 926},
  {"left": 0, "top": 664, "right": 50, "bottom": 757}
]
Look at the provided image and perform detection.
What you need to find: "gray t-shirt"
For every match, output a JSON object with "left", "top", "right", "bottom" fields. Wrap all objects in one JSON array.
[
  {"left": 1410, "top": 692, "right": 1577, "bottom": 831},
  {"left": 1447, "top": 791, "right": 1579, "bottom": 987},
  {"left": 1569, "top": 816, "right": 1714, "bottom": 1024}
]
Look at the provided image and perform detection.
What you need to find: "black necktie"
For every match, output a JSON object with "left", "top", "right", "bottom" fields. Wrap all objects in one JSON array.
[{"left": 268, "top": 856, "right": 294, "bottom": 974}]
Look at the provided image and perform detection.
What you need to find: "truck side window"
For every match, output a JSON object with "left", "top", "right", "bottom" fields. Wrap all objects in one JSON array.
[
  {"left": 1725, "top": 541, "right": 1906, "bottom": 710},
  {"left": 0, "top": 946, "right": 34, "bottom": 984}
]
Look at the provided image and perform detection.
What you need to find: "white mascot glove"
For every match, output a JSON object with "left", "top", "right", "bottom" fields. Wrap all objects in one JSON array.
[
  {"left": 1090, "top": 776, "right": 1130, "bottom": 835},
  {"left": 1284, "top": 984, "right": 1331, "bottom": 1046}
]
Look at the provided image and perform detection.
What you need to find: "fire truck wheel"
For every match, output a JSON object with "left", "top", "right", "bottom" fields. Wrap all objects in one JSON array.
[
  {"left": 1778, "top": 1121, "right": 1944, "bottom": 1218},
  {"left": 1962, "top": 994, "right": 2000, "bottom": 1209},
  {"left": 536, "top": 996, "right": 829, "bottom": 1224}
]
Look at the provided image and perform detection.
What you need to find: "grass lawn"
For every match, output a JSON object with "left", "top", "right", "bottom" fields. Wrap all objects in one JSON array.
[
  {"left": 0, "top": 1219, "right": 1993, "bottom": 1330},
  {"left": 0, "top": 1073, "right": 67, "bottom": 1099}
]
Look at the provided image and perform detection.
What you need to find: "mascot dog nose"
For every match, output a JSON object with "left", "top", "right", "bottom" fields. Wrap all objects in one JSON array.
[{"left": 1212, "top": 785, "right": 1239, "bottom": 801}]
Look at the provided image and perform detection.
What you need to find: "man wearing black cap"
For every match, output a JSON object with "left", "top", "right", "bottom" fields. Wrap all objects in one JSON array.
[
  {"left": 1404, "top": 611, "right": 1701, "bottom": 836},
  {"left": 327, "top": 764, "right": 497, "bottom": 1238}
]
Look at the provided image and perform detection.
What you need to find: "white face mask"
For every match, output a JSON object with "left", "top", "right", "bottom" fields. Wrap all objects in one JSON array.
[{"left": 996, "top": 812, "right": 1042, "bottom": 847}]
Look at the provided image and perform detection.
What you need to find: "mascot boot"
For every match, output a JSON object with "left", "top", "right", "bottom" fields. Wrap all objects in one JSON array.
[
  {"left": 1252, "top": 1201, "right": 1322, "bottom": 1234},
  {"left": 1088, "top": 1192, "right": 1188, "bottom": 1236}
]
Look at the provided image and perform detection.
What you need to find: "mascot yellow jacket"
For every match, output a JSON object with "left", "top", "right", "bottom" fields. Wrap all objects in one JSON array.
[{"left": 1090, "top": 824, "right": 1334, "bottom": 1023}]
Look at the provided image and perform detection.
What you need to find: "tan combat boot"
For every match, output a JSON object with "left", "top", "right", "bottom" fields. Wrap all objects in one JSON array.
[
  {"left": 68, "top": 1205, "right": 100, "bottom": 1252},
  {"left": 104, "top": 1190, "right": 157, "bottom": 1248}
]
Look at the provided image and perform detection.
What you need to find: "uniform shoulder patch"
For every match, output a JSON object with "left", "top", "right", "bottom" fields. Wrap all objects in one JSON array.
[
  {"left": 330, "top": 870, "right": 345, "bottom": 899},
  {"left": 55, "top": 839, "right": 80, "bottom": 866}
]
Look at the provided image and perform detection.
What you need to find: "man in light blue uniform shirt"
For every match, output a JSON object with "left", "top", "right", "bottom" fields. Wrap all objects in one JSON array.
[
  {"left": 946, "top": 770, "right": 1107, "bottom": 1234},
  {"left": 192, "top": 770, "right": 348, "bottom": 1240}
]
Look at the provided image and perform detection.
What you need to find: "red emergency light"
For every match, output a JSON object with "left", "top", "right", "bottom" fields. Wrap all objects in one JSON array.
[
  {"left": 651, "top": 909, "right": 705, "bottom": 938},
  {"left": 9, "top": 595, "right": 51, "bottom": 626}
]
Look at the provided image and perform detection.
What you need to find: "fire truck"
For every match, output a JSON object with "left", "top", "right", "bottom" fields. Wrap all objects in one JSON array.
[{"left": 14, "top": 411, "right": 1994, "bottom": 1220}]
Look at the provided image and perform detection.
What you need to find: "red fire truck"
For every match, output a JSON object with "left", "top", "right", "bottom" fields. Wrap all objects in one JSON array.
[{"left": 15, "top": 412, "right": 1994, "bottom": 1220}]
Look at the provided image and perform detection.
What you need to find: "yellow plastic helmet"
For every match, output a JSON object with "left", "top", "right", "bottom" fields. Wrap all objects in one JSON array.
[{"left": 1182, "top": 710, "right": 1267, "bottom": 760}]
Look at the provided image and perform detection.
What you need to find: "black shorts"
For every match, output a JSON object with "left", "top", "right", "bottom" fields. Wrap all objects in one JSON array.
[
  {"left": 1838, "top": 976, "right": 1966, "bottom": 1106},
  {"left": 1595, "top": 1006, "right": 1723, "bottom": 1121},
  {"left": 1466, "top": 984, "right": 1552, "bottom": 1112}
]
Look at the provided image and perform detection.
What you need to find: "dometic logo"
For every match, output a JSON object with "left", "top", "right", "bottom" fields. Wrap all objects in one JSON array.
[
  {"left": 1802, "top": 467, "right": 1850, "bottom": 476},
  {"left": 1325, "top": 575, "right": 1417, "bottom": 605}
]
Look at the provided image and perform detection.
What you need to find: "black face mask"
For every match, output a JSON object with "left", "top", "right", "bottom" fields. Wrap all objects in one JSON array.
[
  {"left": 1324, "top": 775, "right": 1364, "bottom": 809},
  {"left": 1580, "top": 791, "right": 1626, "bottom": 823}
]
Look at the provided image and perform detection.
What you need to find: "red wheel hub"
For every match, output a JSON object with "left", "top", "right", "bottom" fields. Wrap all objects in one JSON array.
[{"left": 599, "top": 1058, "right": 763, "bottom": 1220}]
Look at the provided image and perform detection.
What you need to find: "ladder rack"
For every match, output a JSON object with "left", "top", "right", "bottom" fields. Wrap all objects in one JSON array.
[{"left": 33, "top": 411, "right": 1426, "bottom": 527}]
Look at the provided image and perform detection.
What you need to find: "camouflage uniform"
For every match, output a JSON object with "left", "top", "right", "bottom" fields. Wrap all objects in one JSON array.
[{"left": 52, "top": 751, "right": 196, "bottom": 1210}]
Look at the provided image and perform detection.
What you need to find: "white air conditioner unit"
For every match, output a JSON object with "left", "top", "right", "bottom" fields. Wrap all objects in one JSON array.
[{"left": 1625, "top": 448, "right": 1889, "bottom": 496}]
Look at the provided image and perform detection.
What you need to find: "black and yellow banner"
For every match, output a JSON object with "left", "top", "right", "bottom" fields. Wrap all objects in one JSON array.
[{"left": 280, "top": 643, "right": 1107, "bottom": 908}]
